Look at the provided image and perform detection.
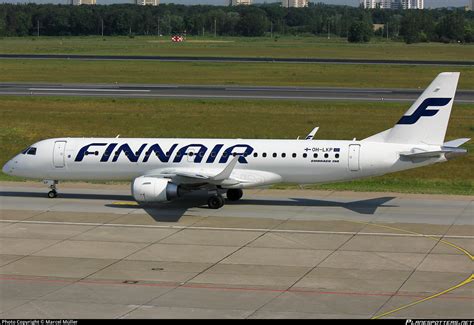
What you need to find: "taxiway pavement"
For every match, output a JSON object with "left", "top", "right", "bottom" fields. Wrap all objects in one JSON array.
[
  {"left": 1, "top": 54, "right": 473, "bottom": 66},
  {"left": 1, "top": 83, "right": 474, "bottom": 103},
  {"left": 0, "top": 182, "right": 472, "bottom": 319}
]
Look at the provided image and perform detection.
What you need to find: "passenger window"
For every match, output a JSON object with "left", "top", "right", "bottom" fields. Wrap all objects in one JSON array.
[
  {"left": 324, "top": 153, "right": 329, "bottom": 158},
  {"left": 253, "top": 152, "right": 258, "bottom": 157},
  {"left": 282, "top": 153, "right": 286, "bottom": 158},
  {"left": 335, "top": 154, "right": 340, "bottom": 158},
  {"left": 292, "top": 153, "right": 296, "bottom": 158},
  {"left": 313, "top": 153, "right": 318, "bottom": 158},
  {"left": 272, "top": 153, "right": 277, "bottom": 158},
  {"left": 27, "top": 147, "right": 37, "bottom": 155},
  {"left": 262, "top": 153, "right": 267, "bottom": 158},
  {"left": 303, "top": 153, "right": 307, "bottom": 158}
]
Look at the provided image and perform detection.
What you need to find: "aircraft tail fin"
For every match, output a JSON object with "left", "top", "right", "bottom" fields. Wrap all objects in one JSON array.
[{"left": 364, "top": 72, "right": 460, "bottom": 145}]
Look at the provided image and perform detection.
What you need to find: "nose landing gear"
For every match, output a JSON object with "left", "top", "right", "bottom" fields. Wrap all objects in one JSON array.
[{"left": 44, "top": 180, "right": 59, "bottom": 198}]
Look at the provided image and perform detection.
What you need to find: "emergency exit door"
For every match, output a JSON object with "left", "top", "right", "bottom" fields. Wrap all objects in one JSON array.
[
  {"left": 53, "top": 141, "right": 66, "bottom": 168},
  {"left": 348, "top": 144, "right": 360, "bottom": 171}
]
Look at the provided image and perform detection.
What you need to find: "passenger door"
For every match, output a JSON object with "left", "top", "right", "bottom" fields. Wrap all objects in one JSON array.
[
  {"left": 348, "top": 144, "right": 360, "bottom": 171},
  {"left": 53, "top": 141, "right": 67, "bottom": 168}
]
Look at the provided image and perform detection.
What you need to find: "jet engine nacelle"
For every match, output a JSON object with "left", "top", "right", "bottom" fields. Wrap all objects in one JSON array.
[{"left": 132, "top": 176, "right": 181, "bottom": 203}]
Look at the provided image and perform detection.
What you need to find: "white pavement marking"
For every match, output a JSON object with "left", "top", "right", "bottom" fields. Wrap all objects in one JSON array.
[
  {"left": 29, "top": 88, "right": 151, "bottom": 92},
  {"left": 0, "top": 219, "right": 472, "bottom": 239}
]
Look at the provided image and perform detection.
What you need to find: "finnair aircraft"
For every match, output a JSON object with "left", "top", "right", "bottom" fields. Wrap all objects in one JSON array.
[{"left": 2, "top": 72, "right": 469, "bottom": 209}]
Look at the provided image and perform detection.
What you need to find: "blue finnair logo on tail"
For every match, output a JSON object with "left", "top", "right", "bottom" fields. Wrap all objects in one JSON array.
[{"left": 397, "top": 98, "right": 452, "bottom": 125}]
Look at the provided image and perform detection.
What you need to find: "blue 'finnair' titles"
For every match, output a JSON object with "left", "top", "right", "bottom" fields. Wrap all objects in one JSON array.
[
  {"left": 2, "top": 72, "right": 468, "bottom": 209},
  {"left": 75, "top": 143, "right": 254, "bottom": 164},
  {"left": 397, "top": 98, "right": 452, "bottom": 125}
]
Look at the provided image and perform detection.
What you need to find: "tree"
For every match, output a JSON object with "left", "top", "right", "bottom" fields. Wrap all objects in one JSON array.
[
  {"left": 236, "top": 9, "right": 268, "bottom": 37},
  {"left": 0, "top": 3, "right": 471, "bottom": 41},
  {"left": 347, "top": 20, "right": 372, "bottom": 43},
  {"left": 400, "top": 12, "right": 420, "bottom": 44},
  {"left": 436, "top": 12, "right": 465, "bottom": 42}
]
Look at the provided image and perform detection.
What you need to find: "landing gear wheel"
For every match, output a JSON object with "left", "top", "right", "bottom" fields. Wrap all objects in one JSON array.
[
  {"left": 208, "top": 195, "right": 224, "bottom": 209},
  {"left": 226, "top": 189, "right": 243, "bottom": 201},
  {"left": 47, "top": 190, "right": 58, "bottom": 199}
]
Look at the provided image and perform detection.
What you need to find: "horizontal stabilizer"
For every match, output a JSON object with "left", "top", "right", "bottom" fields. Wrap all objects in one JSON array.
[
  {"left": 443, "top": 138, "right": 470, "bottom": 148},
  {"left": 400, "top": 146, "right": 467, "bottom": 160}
]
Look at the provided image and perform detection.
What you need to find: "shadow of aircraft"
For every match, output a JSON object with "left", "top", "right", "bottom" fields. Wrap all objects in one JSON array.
[
  {"left": 1, "top": 190, "right": 396, "bottom": 222},
  {"left": 0, "top": 191, "right": 132, "bottom": 201},
  {"left": 107, "top": 194, "right": 397, "bottom": 222},
  {"left": 234, "top": 196, "right": 398, "bottom": 215}
]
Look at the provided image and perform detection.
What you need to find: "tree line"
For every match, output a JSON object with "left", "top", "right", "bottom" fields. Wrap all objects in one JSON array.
[{"left": 0, "top": 3, "right": 473, "bottom": 43}]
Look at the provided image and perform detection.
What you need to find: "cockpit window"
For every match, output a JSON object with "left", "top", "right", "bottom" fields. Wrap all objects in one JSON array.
[
  {"left": 26, "top": 147, "right": 37, "bottom": 155},
  {"left": 21, "top": 147, "right": 29, "bottom": 154}
]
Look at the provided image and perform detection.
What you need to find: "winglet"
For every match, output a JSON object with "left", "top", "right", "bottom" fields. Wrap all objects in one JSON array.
[
  {"left": 305, "top": 127, "right": 319, "bottom": 140},
  {"left": 211, "top": 156, "right": 239, "bottom": 181}
]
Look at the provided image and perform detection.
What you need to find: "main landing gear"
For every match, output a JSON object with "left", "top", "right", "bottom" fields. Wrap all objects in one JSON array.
[
  {"left": 207, "top": 189, "right": 244, "bottom": 209},
  {"left": 44, "top": 180, "right": 59, "bottom": 198},
  {"left": 207, "top": 194, "right": 225, "bottom": 209}
]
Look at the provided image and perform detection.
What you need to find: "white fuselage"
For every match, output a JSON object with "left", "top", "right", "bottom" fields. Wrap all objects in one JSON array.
[{"left": 2, "top": 137, "right": 446, "bottom": 188}]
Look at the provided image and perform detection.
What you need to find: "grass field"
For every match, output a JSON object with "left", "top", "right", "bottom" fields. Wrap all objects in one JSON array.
[
  {"left": 1, "top": 59, "right": 474, "bottom": 89},
  {"left": 1, "top": 96, "right": 472, "bottom": 195},
  {"left": 1, "top": 36, "right": 473, "bottom": 61}
]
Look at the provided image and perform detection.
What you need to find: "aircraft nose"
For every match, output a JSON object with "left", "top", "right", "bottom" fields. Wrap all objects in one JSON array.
[{"left": 2, "top": 160, "right": 12, "bottom": 174}]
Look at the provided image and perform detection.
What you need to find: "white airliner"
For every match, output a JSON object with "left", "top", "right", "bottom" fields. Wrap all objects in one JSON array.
[{"left": 2, "top": 72, "right": 469, "bottom": 209}]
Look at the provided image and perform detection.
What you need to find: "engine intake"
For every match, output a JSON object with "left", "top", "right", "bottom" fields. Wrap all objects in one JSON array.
[{"left": 132, "top": 176, "right": 181, "bottom": 203}]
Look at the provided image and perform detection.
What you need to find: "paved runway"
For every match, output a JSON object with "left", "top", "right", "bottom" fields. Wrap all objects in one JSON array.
[
  {"left": 1, "top": 54, "right": 473, "bottom": 66},
  {"left": 0, "top": 182, "right": 472, "bottom": 319},
  {"left": 1, "top": 83, "right": 474, "bottom": 103}
]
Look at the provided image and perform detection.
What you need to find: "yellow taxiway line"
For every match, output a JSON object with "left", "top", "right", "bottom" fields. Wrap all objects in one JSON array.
[{"left": 348, "top": 221, "right": 473, "bottom": 319}]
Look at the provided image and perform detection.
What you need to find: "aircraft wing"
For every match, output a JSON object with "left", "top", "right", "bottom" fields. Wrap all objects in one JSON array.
[{"left": 142, "top": 156, "right": 282, "bottom": 188}]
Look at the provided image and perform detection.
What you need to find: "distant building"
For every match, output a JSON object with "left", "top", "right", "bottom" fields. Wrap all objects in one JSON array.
[
  {"left": 282, "top": 0, "right": 308, "bottom": 8},
  {"left": 71, "top": 0, "right": 96, "bottom": 5},
  {"left": 230, "top": 0, "right": 251, "bottom": 5},
  {"left": 360, "top": 0, "right": 424, "bottom": 9},
  {"left": 135, "top": 0, "right": 159, "bottom": 5},
  {"left": 372, "top": 23, "right": 385, "bottom": 31},
  {"left": 399, "top": 0, "right": 424, "bottom": 9},
  {"left": 361, "top": 0, "right": 391, "bottom": 8}
]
